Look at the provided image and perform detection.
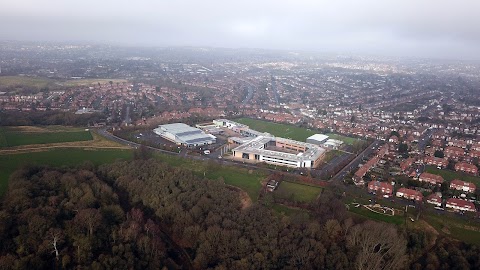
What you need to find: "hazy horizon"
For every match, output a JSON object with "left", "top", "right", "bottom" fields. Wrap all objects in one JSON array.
[{"left": 1, "top": 0, "right": 480, "bottom": 61}]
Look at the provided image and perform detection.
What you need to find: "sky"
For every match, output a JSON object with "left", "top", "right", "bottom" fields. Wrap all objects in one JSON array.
[{"left": 1, "top": 0, "right": 480, "bottom": 60}]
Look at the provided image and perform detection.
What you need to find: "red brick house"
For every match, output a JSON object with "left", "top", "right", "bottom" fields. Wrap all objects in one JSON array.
[
  {"left": 445, "top": 198, "right": 476, "bottom": 212},
  {"left": 418, "top": 172, "right": 444, "bottom": 185},
  {"left": 426, "top": 194, "right": 442, "bottom": 207},
  {"left": 450, "top": 179, "right": 476, "bottom": 193},
  {"left": 423, "top": 156, "right": 448, "bottom": 168},
  {"left": 368, "top": 181, "right": 393, "bottom": 197},
  {"left": 455, "top": 162, "right": 478, "bottom": 175},
  {"left": 396, "top": 188, "right": 423, "bottom": 202}
]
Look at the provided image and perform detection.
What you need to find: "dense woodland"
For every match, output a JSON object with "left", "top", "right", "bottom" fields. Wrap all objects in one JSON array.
[{"left": 1, "top": 158, "right": 480, "bottom": 269}]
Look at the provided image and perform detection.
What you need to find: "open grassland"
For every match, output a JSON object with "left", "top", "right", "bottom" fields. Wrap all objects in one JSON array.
[
  {"left": 0, "top": 76, "right": 127, "bottom": 92},
  {"left": 61, "top": 78, "right": 127, "bottom": 87},
  {"left": 424, "top": 214, "right": 480, "bottom": 245},
  {"left": 272, "top": 204, "right": 310, "bottom": 217},
  {"left": 275, "top": 181, "right": 323, "bottom": 202},
  {"left": 425, "top": 166, "right": 480, "bottom": 186},
  {"left": 0, "top": 128, "right": 93, "bottom": 147},
  {"left": 0, "top": 76, "right": 55, "bottom": 91},
  {"left": 0, "top": 127, "right": 127, "bottom": 151},
  {"left": 0, "top": 148, "right": 133, "bottom": 196},
  {"left": 348, "top": 206, "right": 405, "bottom": 225},
  {"left": 235, "top": 118, "right": 360, "bottom": 145}
]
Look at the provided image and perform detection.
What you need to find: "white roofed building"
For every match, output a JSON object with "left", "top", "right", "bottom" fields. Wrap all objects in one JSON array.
[
  {"left": 154, "top": 123, "right": 216, "bottom": 147},
  {"left": 306, "top": 134, "right": 329, "bottom": 145}
]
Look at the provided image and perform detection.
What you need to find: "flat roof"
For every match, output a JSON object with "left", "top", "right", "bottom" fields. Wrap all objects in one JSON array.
[
  {"left": 307, "top": 134, "right": 329, "bottom": 142},
  {"left": 233, "top": 135, "right": 325, "bottom": 163},
  {"left": 159, "top": 123, "right": 201, "bottom": 135},
  {"left": 155, "top": 123, "right": 216, "bottom": 145}
]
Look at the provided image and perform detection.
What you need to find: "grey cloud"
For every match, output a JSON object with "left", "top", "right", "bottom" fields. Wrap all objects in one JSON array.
[{"left": 1, "top": 0, "right": 480, "bottom": 60}]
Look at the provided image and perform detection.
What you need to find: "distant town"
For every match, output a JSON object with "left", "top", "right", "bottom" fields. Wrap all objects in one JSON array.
[{"left": 2, "top": 41, "right": 480, "bottom": 230}]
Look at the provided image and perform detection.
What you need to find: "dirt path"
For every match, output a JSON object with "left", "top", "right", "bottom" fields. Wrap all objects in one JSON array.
[{"left": 225, "top": 185, "right": 252, "bottom": 209}]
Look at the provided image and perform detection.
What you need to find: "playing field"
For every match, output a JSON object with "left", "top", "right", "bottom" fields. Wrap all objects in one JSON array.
[
  {"left": 0, "top": 128, "right": 93, "bottom": 147},
  {"left": 61, "top": 78, "right": 127, "bottom": 87},
  {"left": 0, "top": 76, "right": 55, "bottom": 92},
  {"left": 275, "top": 181, "right": 323, "bottom": 202},
  {"left": 234, "top": 118, "right": 359, "bottom": 145},
  {"left": 0, "top": 148, "right": 133, "bottom": 196},
  {"left": 425, "top": 166, "right": 480, "bottom": 186}
]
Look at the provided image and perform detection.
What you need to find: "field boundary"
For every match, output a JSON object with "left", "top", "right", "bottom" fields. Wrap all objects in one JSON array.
[{"left": 0, "top": 145, "right": 130, "bottom": 155}]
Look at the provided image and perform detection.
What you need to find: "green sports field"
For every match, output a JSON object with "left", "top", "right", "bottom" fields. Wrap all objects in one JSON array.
[
  {"left": 0, "top": 148, "right": 133, "bottom": 196},
  {"left": 0, "top": 128, "right": 93, "bottom": 147},
  {"left": 234, "top": 118, "right": 359, "bottom": 145}
]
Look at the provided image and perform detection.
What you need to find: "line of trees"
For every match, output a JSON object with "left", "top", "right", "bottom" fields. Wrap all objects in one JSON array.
[{"left": 0, "top": 159, "right": 480, "bottom": 269}]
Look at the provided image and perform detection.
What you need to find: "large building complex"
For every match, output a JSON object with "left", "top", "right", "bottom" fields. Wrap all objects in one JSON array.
[
  {"left": 154, "top": 123, "right": 216, "bottom": 147},
  {"left": 214, "top": 119, "right": 326, "bottom": 168}
]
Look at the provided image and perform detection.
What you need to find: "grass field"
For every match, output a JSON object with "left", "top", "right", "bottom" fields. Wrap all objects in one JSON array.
[
  {"left": 425, "top": 166, "right": 480, "bottom": 186},
  {"left": 0, "top": 148, "right": 133, "bottom": 196},
  {"left": 272, "top": 204, "right": 310, "bottom": 217},
  {"left": 349, "top": 205, "right": 405, "bottom": 225},
  {"left": 275, "top": 181, "right": 323, "bottom": 202},
  {"left": 235, "top": 118, "right": 316, "bottom": 141},
  {"left": 234, "top": 118, "right": 359, "bottom": 145},
  {"left": 0, "top": 76, "right": 55, "bottom": 92},
  {"left": 0, "top": 128, "right": 93, "bottom": 147},
  {"left": 0, "top": 76, "right": 127, "bottom": 93},
  {"left": 326, "top": 133, "right": 359, "bottom": 145},
  {"left": 61, "top": 78, "right": 127, "bottom": 87},
  {"left": 206, "top": 167, "right": 264, "bottom": 200},
  {"left": 424, "top": 214, "right": 480, "bottom": 245}
]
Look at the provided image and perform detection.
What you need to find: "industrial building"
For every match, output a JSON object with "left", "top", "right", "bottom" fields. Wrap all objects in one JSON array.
[{"left": 153, "top": 123, "right": 216, "bottom": 147}]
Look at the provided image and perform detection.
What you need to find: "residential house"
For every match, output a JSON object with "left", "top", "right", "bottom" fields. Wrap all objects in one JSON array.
[
  {"left": 450, "top": 179, "right": 476, "bottom": 193},
  {"left": 396, "top": 188, "right": 423, "bottom": 202},
  {"left": 445, "top": 198, "right": 476, "bottom": 212},
  {"left": 418, "top": 172, "right": 444, "bottom": 185},
  {"left": 455, "top": 162, "right": 478, "bottom": 175},
  {"left": 444, "top": 146, "right": 465, "bottom": 159},
  {"left": 368, "top": 181, "right": 393, "bottom": 197},
  {"left": 426, "top": 194, "right": 442, "bottom": 207},
  {"left": 424, "top": 156, "right": 448, "bottom": 168}
]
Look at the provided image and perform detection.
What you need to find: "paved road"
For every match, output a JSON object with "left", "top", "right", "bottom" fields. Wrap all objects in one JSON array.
[
  {"left": 417, "top": 128, "right": 435, "bottom": 152},
  {"left": 331, "top": 140, "right": 382, "bottom": 182},
  {"left": 318, "top": 152, "right": 354, "bottom": 179}
]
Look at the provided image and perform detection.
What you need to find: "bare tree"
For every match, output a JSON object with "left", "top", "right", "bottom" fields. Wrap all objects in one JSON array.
[
  {"left": 347, "top": 221, "right": 407, "bottom": 270},
  {"left": 48, "top": 228, "right": 64, "bottom": 261}
]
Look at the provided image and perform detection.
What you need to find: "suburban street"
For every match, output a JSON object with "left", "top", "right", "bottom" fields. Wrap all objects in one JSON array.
[{"left": 331, "top": 140, "right": 382, "bottom": 182}]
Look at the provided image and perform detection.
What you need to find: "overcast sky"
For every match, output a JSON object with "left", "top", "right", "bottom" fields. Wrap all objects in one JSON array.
[{"left": 1, "top": 0, "right": 480, "bottom": 60}]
